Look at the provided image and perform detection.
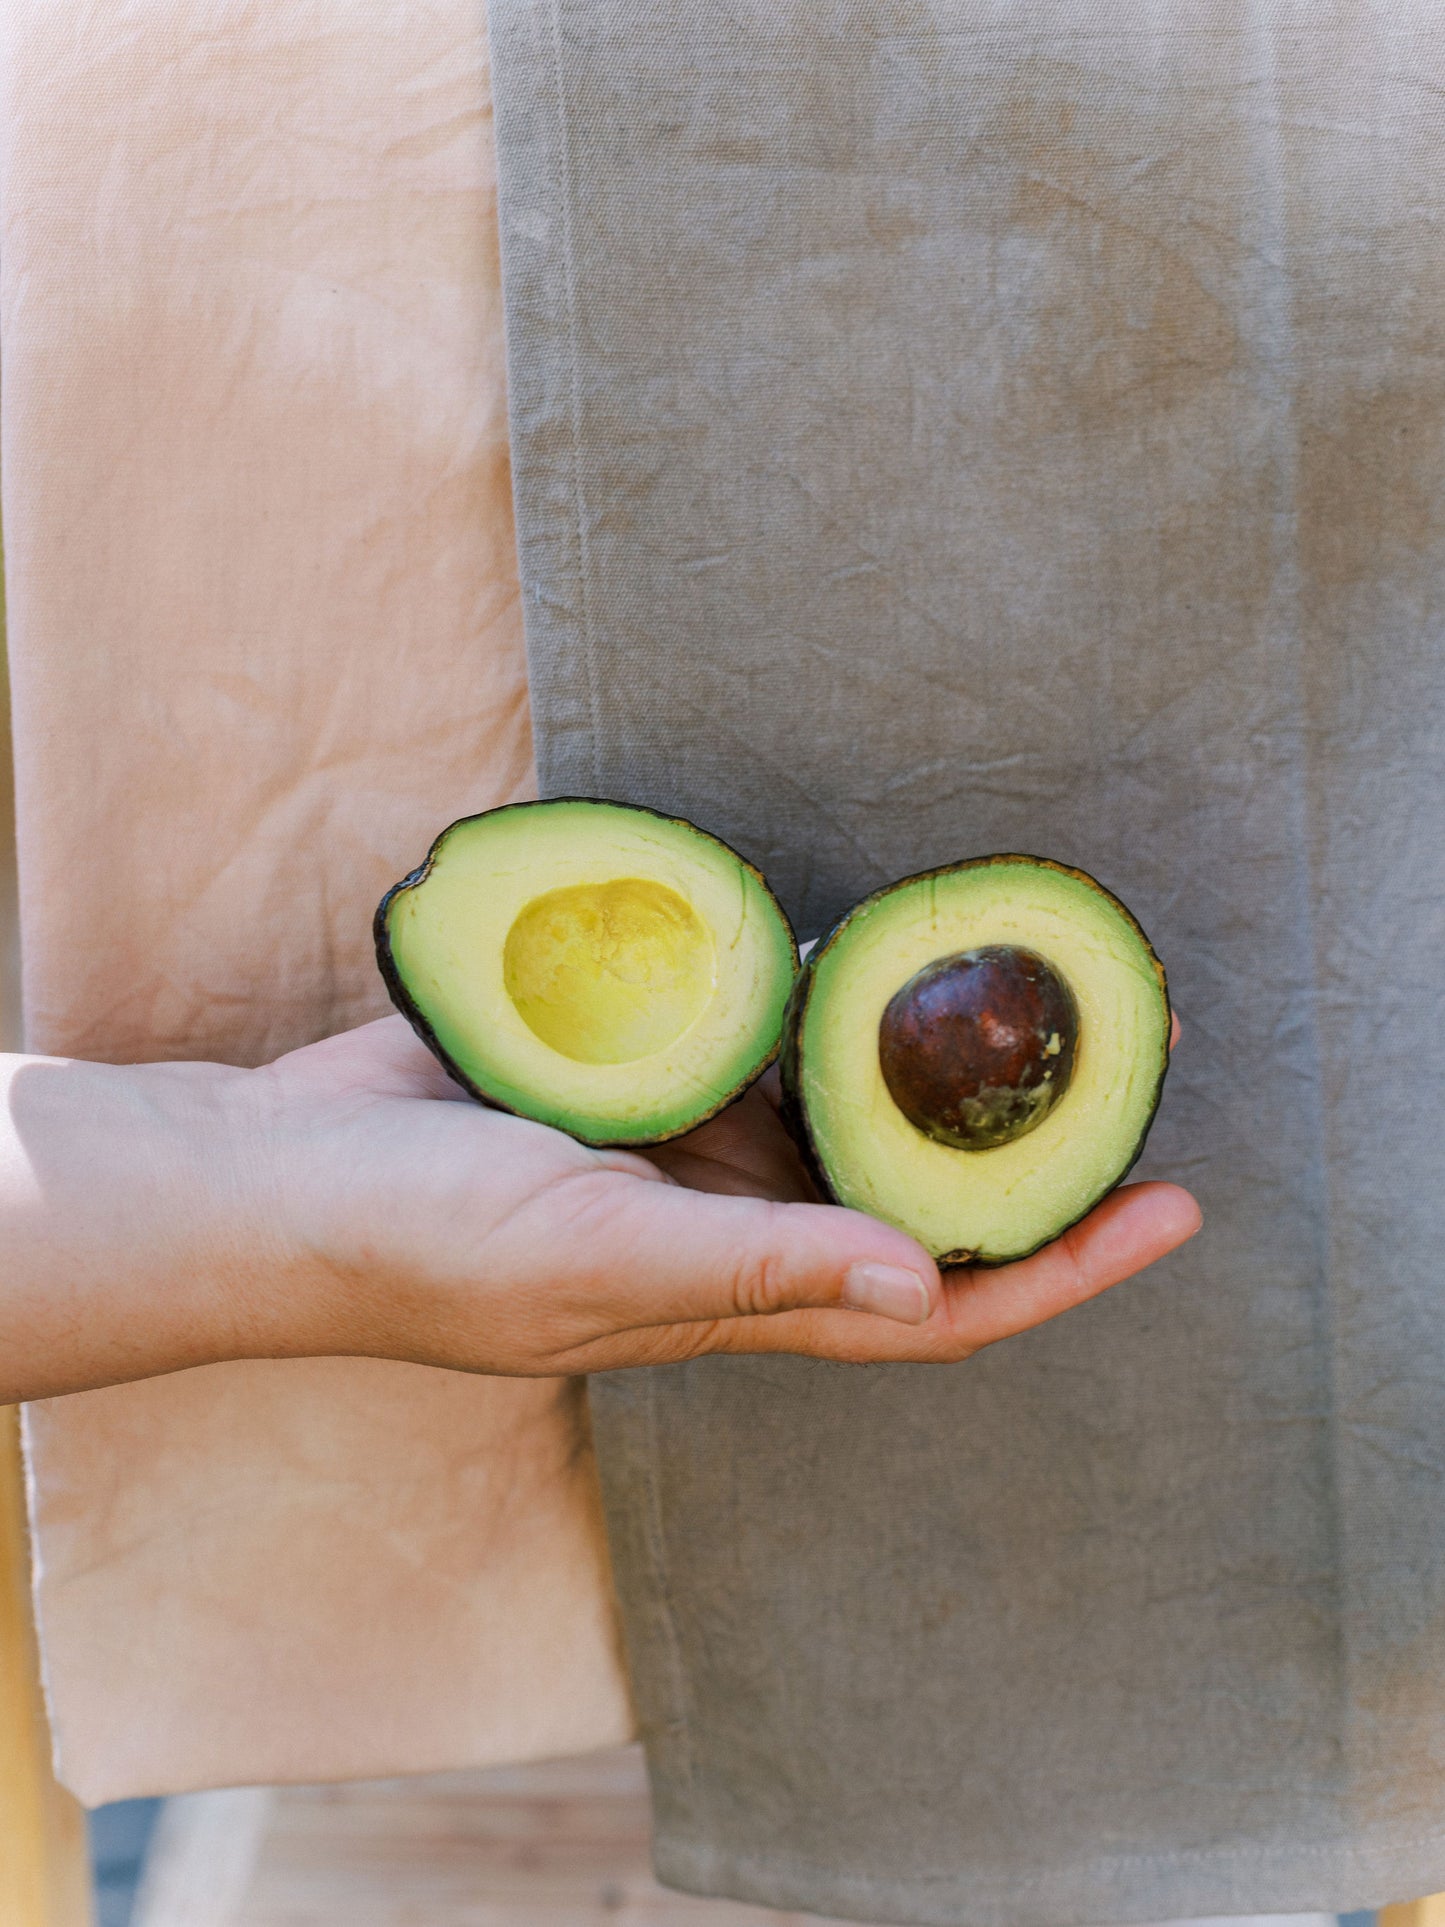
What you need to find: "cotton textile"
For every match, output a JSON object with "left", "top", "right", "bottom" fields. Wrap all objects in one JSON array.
[
  {"left": 1, "top": 1, "right": 632, "bottom": 1801},
  {"left": 489, "top": 1, "right": 1445, "bottom": 1921}
]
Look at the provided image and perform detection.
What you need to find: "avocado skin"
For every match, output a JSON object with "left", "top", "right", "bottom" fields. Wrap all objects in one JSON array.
[
  {"left": 777, "top": 953, "right": 835, "bottom": 1203},
  {"left": 373, "top": 842, "right": 478, "bottom": 1103},
  {"left": 778, "top": 854, "right": 1171, "bottom": 1269},
  {"left": 374, "top": 797, "right": 798, "bottom": 1147}
]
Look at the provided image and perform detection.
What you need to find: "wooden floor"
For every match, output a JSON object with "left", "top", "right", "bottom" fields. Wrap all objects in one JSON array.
[
  {"left": 130, "top": 1744, "right": 1343, "bottom": 1927},
  {"left": 131, "top": 1745, "right": 862, "bottom": 1927}
]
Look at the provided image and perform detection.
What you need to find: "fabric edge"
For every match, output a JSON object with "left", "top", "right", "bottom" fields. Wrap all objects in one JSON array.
[
  {"left": 487, "top": 0, "right": 605, "bottom": 804},
  {"left": 652, "top": 1829, "right": 1439, "bottom": 1927}
]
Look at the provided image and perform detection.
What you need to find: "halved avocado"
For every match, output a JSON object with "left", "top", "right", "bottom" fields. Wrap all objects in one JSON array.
[
  {"left": 376, "top": 799, "right": 798, "bottom": 1146},
  {"left": 781, "top": 856, "right": 1170, "bottom": 1266}
]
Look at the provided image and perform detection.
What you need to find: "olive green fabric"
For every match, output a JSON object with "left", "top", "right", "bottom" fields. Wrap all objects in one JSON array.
[{"left": 489, "top": 2, "right": 1445, "bottom": 1920}]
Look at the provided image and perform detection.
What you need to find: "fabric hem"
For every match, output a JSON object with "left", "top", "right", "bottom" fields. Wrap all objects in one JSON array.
[{"left": 654, "top": 1827, "right": 1445, "bottom": 1927}]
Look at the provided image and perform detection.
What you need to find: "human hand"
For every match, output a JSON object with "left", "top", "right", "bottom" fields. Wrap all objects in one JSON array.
[
  {"left": 0, "top": 1012, "right": 1197, "bottom": 1400},
  {"left": 245, "top": 1014, "right": 1200, "bottom": 1376}
]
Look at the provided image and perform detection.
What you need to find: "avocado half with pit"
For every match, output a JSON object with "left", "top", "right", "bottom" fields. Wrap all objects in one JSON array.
[
  {"left": 376, "top": 799, "right": 797, "bottom": 1145},
  {"left": 781, "top": 856, "right": 1170, "bottom": 1266}
]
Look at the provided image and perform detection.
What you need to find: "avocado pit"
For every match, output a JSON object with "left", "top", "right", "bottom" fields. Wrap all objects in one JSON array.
[{"left": 878, "top": 945, "right": 1079, "bottom": 1150}]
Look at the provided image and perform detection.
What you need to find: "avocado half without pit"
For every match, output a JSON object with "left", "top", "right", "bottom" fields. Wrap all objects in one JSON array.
[
  {"left": 781, "top": 856, "right": 1170, "bottom": 1267},
  {"left": 376, "top": 799, "right": 798, "bottom": 1145}
]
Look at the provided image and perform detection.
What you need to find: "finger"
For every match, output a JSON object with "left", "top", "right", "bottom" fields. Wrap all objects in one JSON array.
[
  {"left": 644, "top": 1084, "right": 816, "bottom": 1202},
  {"left": 1170, "top": 1008, "right": 1182, "bottom": 1050},
  {"left": 626, "top": 1179, "right": 1200, "bottom": 1370},
  {"left": 931, "top": 1180, "right": 1201, "bottom": 1353},
  {"left": 646, "top": 1135, "right": 816, "bottom": 1203},
  {"left": 549, "top": 1173, "right": 942, "bottom": 1337}
]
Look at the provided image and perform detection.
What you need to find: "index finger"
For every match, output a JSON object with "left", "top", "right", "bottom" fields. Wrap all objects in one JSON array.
[{"left": 928, "top": 1179, "right": 1200, "bottom": 1354}]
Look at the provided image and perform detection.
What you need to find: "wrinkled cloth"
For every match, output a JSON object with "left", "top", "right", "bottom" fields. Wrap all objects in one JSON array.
[
  {"left": 1, "top": 0, "right": 632, "bottom": 1801},
  {"left": 489, "top": 1, "right": 1445, "bottom": 1922}
]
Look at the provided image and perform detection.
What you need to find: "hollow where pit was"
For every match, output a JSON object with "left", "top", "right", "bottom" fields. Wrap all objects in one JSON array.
[{"left": 503, "top": 878, "right": 717, "bottom": 1065}]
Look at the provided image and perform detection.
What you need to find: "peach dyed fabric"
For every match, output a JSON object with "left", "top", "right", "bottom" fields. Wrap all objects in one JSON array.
[{"left": 1, "top": 1, "right": 632, "bottom": 1800}]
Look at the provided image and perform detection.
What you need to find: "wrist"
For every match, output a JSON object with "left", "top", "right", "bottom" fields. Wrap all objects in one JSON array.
[
  {"left": 211, "top": 1057, "right": 382, "bottom": 1368},
  {"left": 174, "top": 1058, "right": 318, "bottom": 1367}
]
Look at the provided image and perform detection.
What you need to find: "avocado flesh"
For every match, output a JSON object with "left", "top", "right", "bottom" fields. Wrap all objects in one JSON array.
[
  {"left": 377, "top": 799, "right": 797, "bottom": 1145},
  {"left": 784, "top": 857, "right": 1169, "bottom": 1266}
]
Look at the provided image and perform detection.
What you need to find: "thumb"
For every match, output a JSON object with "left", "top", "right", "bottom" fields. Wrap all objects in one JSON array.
[{"left": 577, "top": 1175, "right": 941, "bottom": 1332}]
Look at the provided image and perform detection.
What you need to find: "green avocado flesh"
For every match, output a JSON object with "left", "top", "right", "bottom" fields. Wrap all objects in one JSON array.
[
  {"left": 376, "top": 799, "right": 798, "bottom": 1146},
  {"left": 782, "top": 857, "right": 1170, "bottom": 1266}
]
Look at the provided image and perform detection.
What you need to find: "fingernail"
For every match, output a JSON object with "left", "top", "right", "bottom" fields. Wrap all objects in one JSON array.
[{"left": 842, "top": 1263, "right": 933, "bottom": 1325}]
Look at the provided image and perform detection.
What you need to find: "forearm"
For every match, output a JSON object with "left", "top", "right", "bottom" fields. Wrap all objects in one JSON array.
[{"left": 0, "top": 1051, "right": 297, "bottom": 1402}]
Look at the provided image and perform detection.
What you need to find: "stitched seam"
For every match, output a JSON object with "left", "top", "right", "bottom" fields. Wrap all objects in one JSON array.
[
  {"left": 545, "top": 0, "right": 604, "bottom": 794},
  {"left": 659, "top": 1818, "right": 1445, "bottom": 1896},
  {"left": 639, "top": 1365, "right": 705, "bottom": 1830},
  {"left": 1246, "top": 0, "right": 1352, "bottom": 1826}
]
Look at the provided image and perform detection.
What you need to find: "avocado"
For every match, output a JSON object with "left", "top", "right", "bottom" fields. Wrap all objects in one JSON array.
[
  {"left": 781, "top": 856, "right": 1170, "bottom": 1266},
  {"left": 375, "top": 798, "right": 797, "bottom": 1146}
]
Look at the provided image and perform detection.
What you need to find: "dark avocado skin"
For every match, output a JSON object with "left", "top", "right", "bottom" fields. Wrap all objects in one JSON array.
[
  {"left": 374, "top": 796, "right": 798, "bottom": 1148},
  {"left": 778, "top": 854, "right": 1172, "bottom": 1269},
  {"left": 777, "top": 954, "right": 836, "bottom": 1204}
]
